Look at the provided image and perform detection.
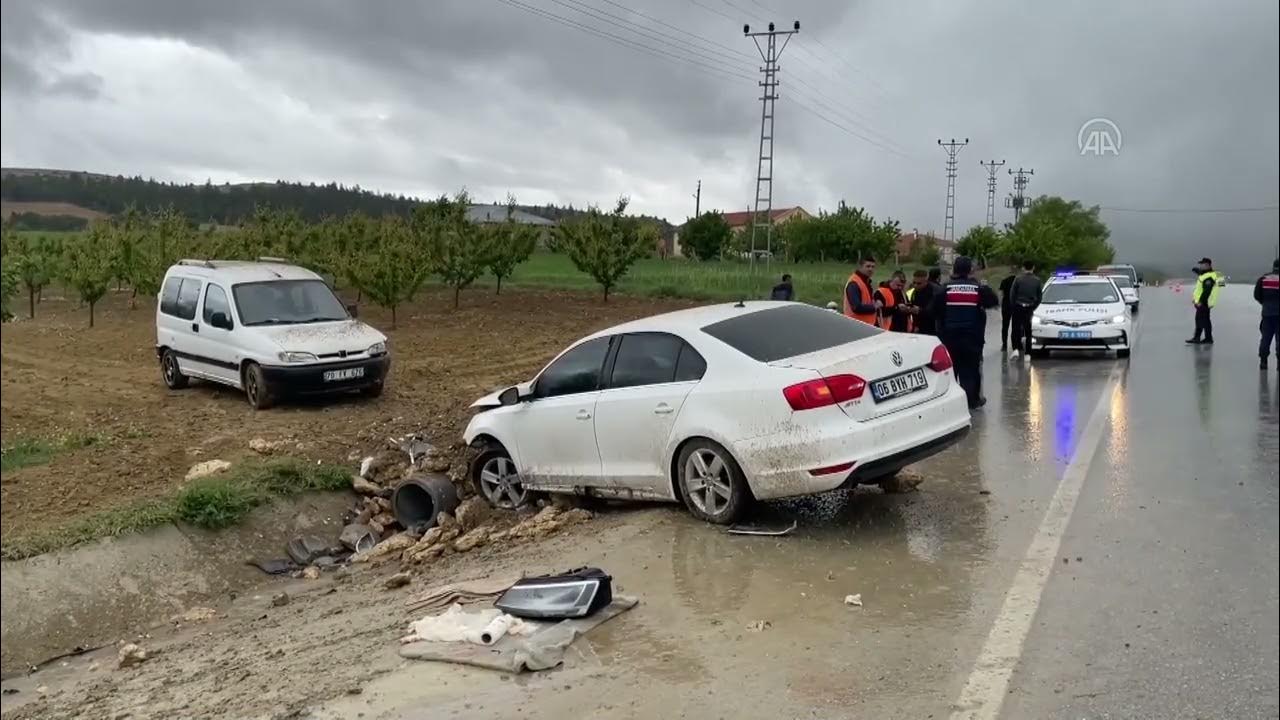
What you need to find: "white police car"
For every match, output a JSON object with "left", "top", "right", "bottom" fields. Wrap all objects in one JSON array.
[
  {"left": 1030, "top": 273, "right": 1132, "bottom": 359},
  {"left": 1106, "top": 273, "right": 1141, "bottom": 311}
]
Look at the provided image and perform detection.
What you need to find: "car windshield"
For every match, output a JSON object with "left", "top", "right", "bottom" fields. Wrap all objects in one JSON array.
[
  {"left": 232, "top": 279, "right": 349, "bottom": 326},
  {"left": 701, "top": 304, "right": 881, "bottom": 362},
  {"left": 1108, "top": 275, "right": 1134, "bottom": 288},
  {"left": 1041, "top": 282, "right": 1119, "bottom": 304}
]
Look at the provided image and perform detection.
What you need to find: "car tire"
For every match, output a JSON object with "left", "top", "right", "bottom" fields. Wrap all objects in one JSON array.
[
  {"left": 242, "top": 362, "right": 275, "bottom": 410},
  {"left": 1131, "top": 303, "right": 1140, "bottom": 313},
  {"left": 160, "top": 349, "right": 189, "bottom": 390},
  {"left": 470, "top": 445, "right": 532, "bottom": 510},
  {"left": 677, "top": 439, "right": 750, "bottom": 525},
  {"left": 1116, "top": 348, "right": 1131, "bottom": 359}
]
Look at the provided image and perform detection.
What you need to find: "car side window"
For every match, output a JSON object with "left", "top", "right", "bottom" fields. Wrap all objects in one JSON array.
[
  {"left": 202, "top": 284, "right": 230, "bottom": 326},
  {"left": 674, "top": 343, "right": 707, "bottom": 382},
  {"left": 159, "top": 276, "right": 184, "bottom": 317},
  {"left": 174, "top": 279, "right": 203, "bottom": 321},
  {"left": 608, "top": 333, "right": 684, "bottom": 389},
  {"left": 533, "top": 336, "right": 611, "bottom": 399}
]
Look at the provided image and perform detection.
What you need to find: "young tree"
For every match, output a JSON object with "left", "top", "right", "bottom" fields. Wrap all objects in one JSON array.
[
  {"left": 416, "top": 192, "right": 489, "bottom": 308},
  {"left": 350, "top": 214, "right": 429, "bottom": 328},
  {"left": 130, "top": 206, "right": 191, "bottom": 306},
  {"left": 63, "top": 221, "right": 118, "bottom": 327},
  {"left": 920, "top": 241, "right": 941, "bottom": 267},
  {"left": 956, "top": 225, "right": 1002, "bottom": 268},
  {"left": 681, "top": 211, "right": 732, "bottom": 261},
  {"left": 7, "top": 234, "right": 55, "bottom": 319},
  {"left": 1003, "top": 196, "right": 1114, "bottom": 269},
  {"left": 484, "top": 200, "right": 538, "bottom": 294},
  {"left": 556, "top": 197, "right": 650, "bottom": 302}
]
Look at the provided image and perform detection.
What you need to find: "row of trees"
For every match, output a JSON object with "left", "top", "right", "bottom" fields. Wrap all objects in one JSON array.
[
  {"left": 1, "top": 193, "right": 658, "bottom": 325},
  {"left": 679, "top": 203, "right": 901, "bottom": 264},
  {"left": 956, "top": 196, "right": 1114, "bottom": 271}
]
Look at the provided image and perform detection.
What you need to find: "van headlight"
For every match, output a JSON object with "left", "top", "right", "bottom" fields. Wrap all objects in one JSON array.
[
  {"left": 1111, "top": 315, "right": 1127, "bottom": 325},
  {"left": 1031, "top": 315, "right": 1043, "bottom": 326},
  {"left": 278, "top": 351, "right": 318, "bottom": 363},
  {"left": 367, "top": 341, "right": 387, "bottom": 356}
]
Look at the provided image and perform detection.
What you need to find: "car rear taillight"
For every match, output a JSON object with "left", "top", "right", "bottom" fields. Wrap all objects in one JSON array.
[
  {"left": 928, "top": 344, "right": 953, "bottom": 372},
  {"left": 783, "top": 374, "right": 867, "bottom": 411}
]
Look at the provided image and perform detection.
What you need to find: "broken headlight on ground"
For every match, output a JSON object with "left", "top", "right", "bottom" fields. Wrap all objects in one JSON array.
[{"left": 495, "top": 567, "right": 613, "bottom": 620}]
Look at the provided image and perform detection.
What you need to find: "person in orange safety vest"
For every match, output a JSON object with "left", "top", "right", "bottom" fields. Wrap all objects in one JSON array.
[{"left": 843, "top": 258, "right": 880, "bottom": 325}]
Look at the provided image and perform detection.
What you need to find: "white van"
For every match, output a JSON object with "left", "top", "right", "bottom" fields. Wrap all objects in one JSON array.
[{"left": 155, "top": 259, "right": 390, "bottom": 409}]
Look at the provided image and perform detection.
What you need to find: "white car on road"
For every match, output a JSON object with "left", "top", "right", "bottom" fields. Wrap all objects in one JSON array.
[
  {"left": 463, "top": 302, "right": 972, "bottom": 524},
  {"left": 1030, "top": 273, "right": 1133, "bottom": 358},
  {"left": 1107, "top": 273, "right": 1141, "bottom": 311}
]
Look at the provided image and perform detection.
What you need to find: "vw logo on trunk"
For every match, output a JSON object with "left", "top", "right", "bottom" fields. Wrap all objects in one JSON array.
[{"left": 890, "top": 351, "right": 903, "bottom": 367}]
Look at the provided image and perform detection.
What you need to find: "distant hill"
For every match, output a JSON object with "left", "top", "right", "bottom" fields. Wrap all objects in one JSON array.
[{"left": 0, "top": 168, "right": 674, "bottom": 235}]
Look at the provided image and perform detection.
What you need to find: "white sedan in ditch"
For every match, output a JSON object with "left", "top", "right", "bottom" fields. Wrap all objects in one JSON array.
[
  {"left": 463, "top": 302, "right": 972, "bottom": 524},
  {"left": 1030, "top": 274, "right": 1133, "bottom": 358}
]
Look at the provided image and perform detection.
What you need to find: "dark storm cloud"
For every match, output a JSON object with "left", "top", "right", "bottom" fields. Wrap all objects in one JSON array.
[{"left": 1, "top": 0, "right": 1276, "bottom": 272}]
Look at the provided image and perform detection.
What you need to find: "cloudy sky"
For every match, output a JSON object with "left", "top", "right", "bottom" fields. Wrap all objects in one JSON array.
[{"left": 2, "top": 0, "right": 1277, "bottom": 272}]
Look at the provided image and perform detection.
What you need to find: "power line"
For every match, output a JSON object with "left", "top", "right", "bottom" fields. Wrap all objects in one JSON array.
[
  {"left": 594, "top": 0, "right": 756, "bottom": 62},
  {"left": 1098, "top": 205, "right": 1280, "bottom": 214}
]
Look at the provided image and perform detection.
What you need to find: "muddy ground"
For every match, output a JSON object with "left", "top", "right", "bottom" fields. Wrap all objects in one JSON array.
[{"left": 0, "top": 288, "right": 689, "bottom": 545}]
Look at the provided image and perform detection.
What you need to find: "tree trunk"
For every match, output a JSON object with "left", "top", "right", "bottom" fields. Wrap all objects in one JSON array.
[
  {"left": 28, "top": 288, "right": 35, "bottom": 319},
  {"left": 495, "top": 276, "right": 503, "bottom": 295},
  {"left": 390, "top": 304, "right": 397, "bottom": 330},
  {"left": 356, "top": 289, "right": 363, "bottom": 303},
  {"left": 88, "top": 300, "right": 96, "bottom": 328},
  {"left": 453, "top": 286, "right": 460, "bottom": 309},
  {"left": 130, "top": 287, "right": 138, "bottom": 310},
  {"left": 602, "top": 285, "right": 610, "bottom": 303}
]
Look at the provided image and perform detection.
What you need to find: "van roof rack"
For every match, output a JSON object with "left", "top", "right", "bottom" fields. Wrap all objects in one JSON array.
[
  {"left": 177, "top": 258, "right": 216, "bottom": 269},
  {"left": 257, "top": 256, "right": 287, "bottom": 263}
]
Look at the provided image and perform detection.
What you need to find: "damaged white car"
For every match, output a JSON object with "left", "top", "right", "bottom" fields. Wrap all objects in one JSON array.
[{"left": 463, "top": 302, "right": 972, "bottom": 524}]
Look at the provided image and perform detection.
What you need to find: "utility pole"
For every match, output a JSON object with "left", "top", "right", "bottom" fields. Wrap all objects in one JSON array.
[
  {"left": 745, "top": 20, "right": 800, "bottom": 276},
  {"left": 979, "top": 159, "right": 1005, "bottom": 229},
  {"left": 1006, "top": 167, "right": 1035, "bottom": 223},
  {"left": 937, "top": 138, "right": 969, "bottom": 246},
  {"left": 692, "top": 180, "right": 701, "bottom": 217}
]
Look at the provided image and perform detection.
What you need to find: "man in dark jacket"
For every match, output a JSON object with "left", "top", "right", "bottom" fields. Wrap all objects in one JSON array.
[
  {"left": 908, "top": 269, "right": 941, "bottom": 335},
  {"left": 998, "top": 272, "right": 1017, "bottom": 352},
  {"left": 770, "top": 274, "right": 794, "bottom": 301},
  {"left": 932, "top": 257, "right": 1000, "bottom": 409},
  {"left": 1255, "top": 258, "right": 1280, "bottom": 369},
  {"left": 1008, "top": 261, "right": 1043, "bottom": 359}
]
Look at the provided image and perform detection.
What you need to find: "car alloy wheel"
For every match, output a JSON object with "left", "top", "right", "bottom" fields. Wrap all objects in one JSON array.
[
  {"left": 684, "top": 447, "right": 734, "bottom": 518},
  {"left": 477, "top": 454, "right": 530, "bottom": 509},
  {"left": 163, "top": 354, "right": 178, "bottom": 384}
]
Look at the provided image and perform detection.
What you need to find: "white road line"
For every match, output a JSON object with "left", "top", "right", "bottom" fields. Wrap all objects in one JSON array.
[{"left": 950, "top": 367, "right": 1121, "bottom": 720}]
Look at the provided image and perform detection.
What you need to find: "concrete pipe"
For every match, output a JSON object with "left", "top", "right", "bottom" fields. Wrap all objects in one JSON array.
[{"left": 392, "top": 473, "right": 459, "bottom": 529}]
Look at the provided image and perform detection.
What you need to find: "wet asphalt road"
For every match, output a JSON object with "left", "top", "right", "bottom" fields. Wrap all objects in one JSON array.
[{"left": 321, "top": 284, "right": 1278, "bottom": 720}]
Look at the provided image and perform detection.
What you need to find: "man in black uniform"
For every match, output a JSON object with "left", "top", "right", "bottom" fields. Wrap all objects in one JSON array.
[
  {"left": 932, "top": 256, "right": 1000, "bottom": 409},
  {"left": 770, "top": 273, "right": 794, "bottom": 301},
  {"left": 1255, "top": 258, "right": 1280, "bottom": 369},
  {"left": 998, "top": 272, "right": 1017, "bottom": 352}
]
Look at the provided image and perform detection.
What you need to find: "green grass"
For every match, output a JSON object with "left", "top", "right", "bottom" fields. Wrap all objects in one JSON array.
[
  {"left": 487, "top": 253, "right": 924, "bottom": 305},
  {"left": 1, "top": 458, "right": 352, "bottom": 559},
  {"left": 0, "top": 432, "right": 109, "bottom": 473}
]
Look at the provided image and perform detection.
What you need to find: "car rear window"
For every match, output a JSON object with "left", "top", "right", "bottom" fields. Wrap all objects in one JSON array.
[{"left": 701, "top": 304, "right": 881, "bottom": 362}]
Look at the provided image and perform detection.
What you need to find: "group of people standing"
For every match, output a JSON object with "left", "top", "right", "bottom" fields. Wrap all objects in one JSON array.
[{"left": 840, "top": 256, "right": 1005, "bottom": 410}]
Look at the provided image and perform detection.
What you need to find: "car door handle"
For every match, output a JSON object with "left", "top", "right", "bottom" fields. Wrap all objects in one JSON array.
[
  {"left": 575, "top": 410, "right": 592, "bottom": 420},
  {"left": 653, "top": 403, "right": 674, "bottom": 415},
  {"left": 191, "top": 323, "right": 199, "bottom": 333}
]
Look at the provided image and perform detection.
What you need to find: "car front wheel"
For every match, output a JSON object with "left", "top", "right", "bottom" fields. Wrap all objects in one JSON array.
[
  {"left": 243, "top": 362, "right": 274, "bottom": 410},
  {"left": 471, "top": 445, "right": 532, "bottom": 509},
  {"left": 677, "top": 440, "right": 750, "bottom": 525}
]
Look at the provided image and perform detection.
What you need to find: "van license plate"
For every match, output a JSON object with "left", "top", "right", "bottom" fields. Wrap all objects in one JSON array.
[
  {"left": 1061, "top": 330, "right": 1092, "bottom": 339},
  {"left": 871, "top": 368, "right": 927, "bottom": 402},
  {"left": 323, "top": 367, "right": 365, "bottom": 382}
]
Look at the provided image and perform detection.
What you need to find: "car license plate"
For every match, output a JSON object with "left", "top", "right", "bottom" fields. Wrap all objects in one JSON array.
[
  {"left": 323, "top": 367, "right": 365, "bottom": 382},
  {"left": 871, "top": 368, "right": 927, "bottom": 403},
  {"left": 1061, "top": 330, "right": 1092, "bottom": 339}
]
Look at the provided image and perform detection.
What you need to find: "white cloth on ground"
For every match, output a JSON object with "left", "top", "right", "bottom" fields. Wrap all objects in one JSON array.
[{"left": 400, "top": 603, "right": 532, "bottom": 646}]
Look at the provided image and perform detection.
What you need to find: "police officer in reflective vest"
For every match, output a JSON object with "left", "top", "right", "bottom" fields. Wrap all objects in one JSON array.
[
  {"left": 931, "top": 256, "right": 1000, "bottom": 409},
  {"left": 1186, "top": 257, "right": 1225, "bottom": 344},
  {"left": 1255, "top": 258, "right": 1280, "bottom": 369}
]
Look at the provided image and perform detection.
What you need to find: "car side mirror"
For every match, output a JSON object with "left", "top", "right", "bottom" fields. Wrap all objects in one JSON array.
[
  {"left": 499, "top": 387, "right": 522, "bottom": 406},
  {"left": 210, "top": 311, "right": 233, "bottom": 330},
  {"left": 1137, "top": 274, "right": 1144, "bottom": 284},
  {"left": 345, "top": 303, "right": 359, "bottom": 319}
]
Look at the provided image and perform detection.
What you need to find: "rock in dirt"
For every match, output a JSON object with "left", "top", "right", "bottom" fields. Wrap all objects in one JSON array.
[
  {"left": 454, "top": 496, "right": 493, "bottom": 531},
  {"left": 384, "top": 572, "right": 412, "bottom": 590},
  {"left": 117, "top": 643, "right": 150, "bottom": 669},
  {"left": 286, "top": 535, "right": 333, "bottom": 565},
  {"left": 249, "top": 437, "right": 283, "bottom": 455},
  {"left": 879, "top": 470, "right": 924, "bottom": 494},
  {"left": 271, "top": 592, "right": 291, "bottom": 607},
  {"left": 560, "top": 508, "right": 593, "bottom": 526},
  {"left": 452, "top": 526, "right": 492, "bottom": 553},
  {"left": 351, "top": 532, "right": 416, "bottom": 564},
  {"left": 339, "top": 523, "right": 379, "bottom": 553},
  {"left": 404, "top": 526, "right": 460, "bottom": 563},
  {"left": 301, "top": 566, "right": 321, "bottom": 580},
  {"left": 435, "top": 512, "right": 458, "bottom": 531},
  {"left": 746, "top": 620, "right": 771, "bottom": 632},
  {"left": 843, "top": 594, "right": 863, "bottom": 607},
  {"left": 351, "top": 476, "right": 383, "bottom": 497},
  {"left": 361, "top": 450, "right": 410, "bottom": 486},
  {"left": 185, "top": 459, "right": 231, "bottom": 481},
  {"left": 175, "top": 606, "right": 216, "bottom": 624}
]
